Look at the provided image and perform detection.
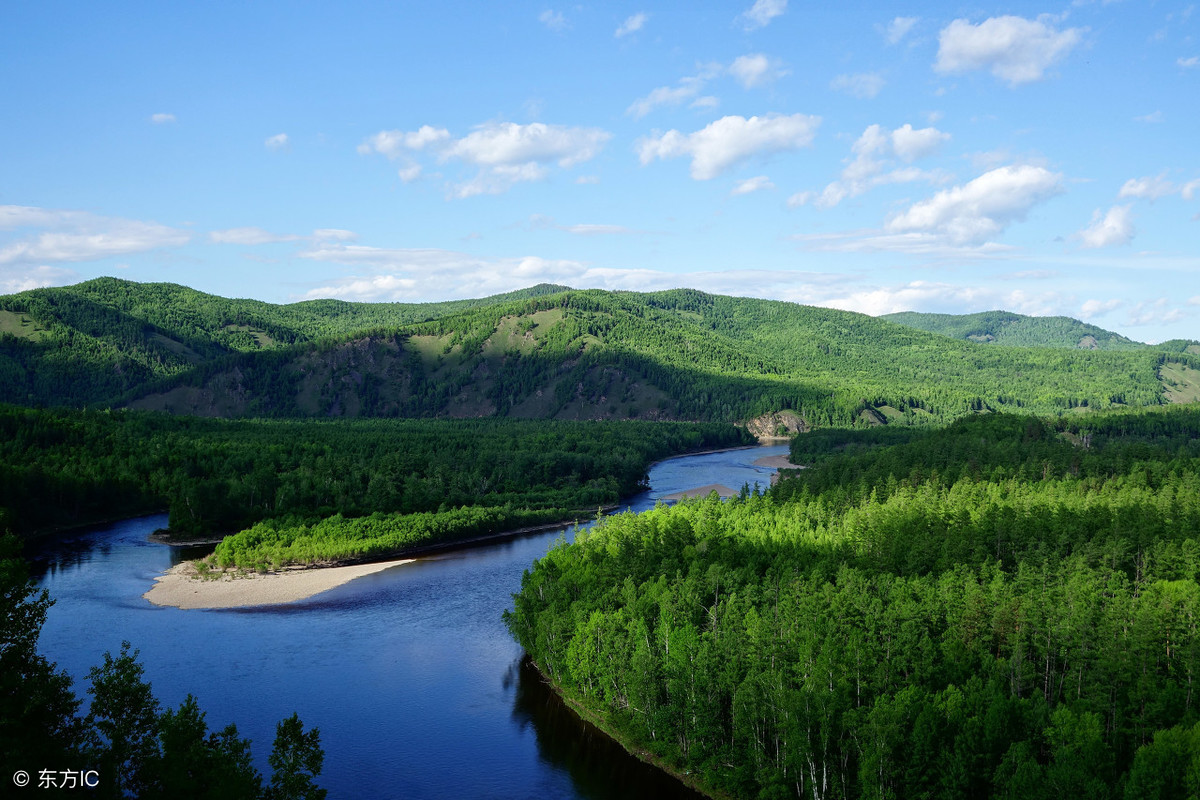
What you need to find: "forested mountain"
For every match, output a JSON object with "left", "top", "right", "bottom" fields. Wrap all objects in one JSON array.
[
  {"left": 3, "top": 279, "right": 1199, "bottom": 425},
  {"left": 881, "top": 309, "right": 1165, "bottom": 351}
]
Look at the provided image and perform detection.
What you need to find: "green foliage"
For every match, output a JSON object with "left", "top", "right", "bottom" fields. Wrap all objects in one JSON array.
[
  {"left": 265, "top": 714, "right": 326, "bottom": 800},
  {"left": 883, "top": 309, "right": 1146, "bottom": 350},
  {"left": 507, "top": 407, "right": 1200, "bottom": 799},
  {"left": 0, "top": 535, "right": 83, "bottom": 777}
]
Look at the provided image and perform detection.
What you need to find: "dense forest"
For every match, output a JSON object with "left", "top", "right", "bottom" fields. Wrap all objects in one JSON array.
[
  {"left": 4, "top": 279, "right": 1200, "bottom": 425},
  {"left": 507, "top": 407, "right": 1200, "bottom": 799},
  {"left": 0, "top": 404, "right": 748, "bottom": 565},
  {"left": 881, "top": 310, "right": 1151, "bottom": 350}
]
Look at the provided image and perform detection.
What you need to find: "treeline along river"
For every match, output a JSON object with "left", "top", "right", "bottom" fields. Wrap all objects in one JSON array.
[{"left": 31, "top": 445, "right": 787, "bottom": 799}]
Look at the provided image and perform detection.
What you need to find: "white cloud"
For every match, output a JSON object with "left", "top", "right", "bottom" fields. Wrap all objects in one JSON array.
[
  {"left": 539, "top": 9, "right": 567, "bottom": 31},
  {"left": 637, "top": 113, "right": 820, "bottom": 180},
  {"left": 575, "top": 175, "right": 600, "bottom": 185},
  {"left": 885, "top": 17, "right": 917, "bottom": 45},
  {"left": 1179, "top": 56, "right": 1199, "bottom": 68},
  {"left": 627, "top": 78, "right": 707, "bottom": 118},
  {"left": 0, "top": 205, "right": 191, "bottom": 266},
  {"left": 357, "top": 126, "right": 451, "bottom": 157},
  {"left": 891, "top": 123, "right": 951, "bottom": 161},
  {"left": 360, "top": 122, "right": 610, "bottom": 197},
  {"left": 806, "top": 123, "right": 950, "bottom": 208},
  {"left": 265, "top": 133, "right": 289, "bottom": 151},
  {"left": 312, "top": 229, "right": 357, "bottom": 241},
  {"left": 830, "top": 72, "right": 885, "bottom": 99},
  {"left": 886, "top": 164, "right": 1064, "bottom": 244},
  {"left": 1079, "top": 298, "right": 1122, "bottom": 319},
  {"left": 150, "top": 113, "right": 176, "bottom": 124},
  {"left": 1182, "top": 179, "right": 1200, "bottom": 201},
  {"left": 729, "top": 54, "right": 787, "bottom": 88},
  {"left": 732, "top": 176, "right": 775, "bottom": 195},
  {"left": 936, "top": 15, "right": 1083, "bottom": 86},
  {"left": 298, "top": 241, "right": 857, "bottom": 304},
  {"left": 1078, "top": 205, "right": 1135, "bottom": 248},
  {"left": 209, "top": 227, "right": 298, "bottom": 245},
  {"left": 446, "top": 122, "right": 609, "bottom": 168},
  {"left": 691, "top": 96, "right": 720, "bottom": 110},
  {"left": 739, "top": 0, "right": 787, "bottom": 30},
  {"left": 1119, "top": 173, "right": 1176, "bottom": 200},
  {"left": 1127, "top": 298, "right": 1185, "bottom": 326},
  {"left": 615, "top": 12, "right": 647, "bottom": 37},
  {"left": 1134, "top": 110, "right": 1164, "bottom": 123},
  {"left": 0, "top": 265, "right": 80, "bottom": 294},
  {"left": 210, "top": 227, "right": 359, "bottom": 245},
  {"left": 821, "top": 280, "right": 1068, "bottom": 318},
  {"left": 529, "top": 214, "right": 638, "bottom": 235}
]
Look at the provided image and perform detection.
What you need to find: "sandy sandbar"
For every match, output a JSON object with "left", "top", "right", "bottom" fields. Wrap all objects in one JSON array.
[
  {"left": 753, "top": 455, "right": 802, "bottom": 469},
  {"left": 659, "top": 484, "right": 739, "bottom": 502},
  {"left": 143, "top": 558, "right": 414, "bottom": 610}
]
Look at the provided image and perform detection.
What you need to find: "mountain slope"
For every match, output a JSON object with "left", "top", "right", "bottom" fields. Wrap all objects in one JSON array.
[
  {"left": 122, "top": 286, "right": 1197, "bottom": 425},
  {"left": 882, "top": 309, "right": 1146, "bottom": 350}
]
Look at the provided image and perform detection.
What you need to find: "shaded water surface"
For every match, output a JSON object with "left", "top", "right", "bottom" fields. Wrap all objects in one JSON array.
[{"left": 34, "top": 445, "right": 786, "bottom": 799}]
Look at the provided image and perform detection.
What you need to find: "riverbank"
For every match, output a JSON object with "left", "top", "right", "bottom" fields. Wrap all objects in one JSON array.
[{"left": 525, "top": 656, "right": 727, "bottom": 800}]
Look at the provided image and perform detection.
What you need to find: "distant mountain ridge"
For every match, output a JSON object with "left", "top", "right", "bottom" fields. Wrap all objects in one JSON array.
[
  {"left": 2, "top": 278, "right": 1199, "bottom": 425},
  {"left": 881, "top": 309, "right": 1200, "bottom": 353}
]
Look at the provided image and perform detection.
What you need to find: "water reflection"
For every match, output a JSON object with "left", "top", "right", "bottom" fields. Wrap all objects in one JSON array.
[{"left": 511, "top": 657, "right": 708, "bottom": 800}]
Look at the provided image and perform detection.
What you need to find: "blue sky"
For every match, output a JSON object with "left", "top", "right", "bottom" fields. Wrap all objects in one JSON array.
[{"left": 1, "top": 1, "right": 1197, "bottom": 342}]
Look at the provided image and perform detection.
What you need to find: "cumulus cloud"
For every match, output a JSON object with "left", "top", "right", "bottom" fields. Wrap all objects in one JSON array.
[
  {"left": 0, "top": 265, "right": 80, "bottom": 294},
  {"left": 885, "top": 165, "right": 1064, "bottom": 245},
  {"left": 539, "top": 9, "right": 567, "bottom": 31},
  {"left": 830, "top": 72, "right": 885, "bottom": 99},
  {"left": 1078, "top": 205, "right": 1134, "bottom": 248},
  {"left": 802, "top": 123, "right": 950, "bottom": 209},
  {"left": 1079, "top": 298, "right": 1122, "bottom": 319},
  {"left": 637, "top": 113, "right": 820, "bottom": 180},
  {"left": 936, "top": 15, "right": 1083, "bottom": 85},
  {"left": 0, "top": 205, "right": 191, "bottom": 267},
  {"left": 891, "top": 123, "right": 951, "bottom": 161},
  {"left": 731, "top": 176, "right": 775, "bottom": 195},
  {"left": 1182, "top": 179, "right": 1200, "bottom": 201},
  {"left": 739, "top": 0, "right": 786, "bottom": 30},
  {"left": 820, "top": 280, "right": 1069, "bottom": 318},
  {"left": 357, "top": 126, "right": 451, "bottom": 157},
  {"left": 1119, "top": 173, "right": 1176, "bottom": 200},
  {"left": 730, "top": 54, "right": 787, "bottom": 88},
  {"left": 615, "top": 12, "right": 647, "bottom": 37},
  {"left": 359, "top": 122, "right": 610, "bottom": 197},
  {"left": 1127, "top": 298, "right": 1185, "bottom": 326},
  {"left": 150, "top": 113, "right": 176, "bottom": 124},
  {"left": 627, "top": 76, "right": 710, "bottom": 118},
  {"left": 885, "top": 17, "right": 917, "bottom": 44},
  {"left": 1179, "top": 56, "right": 1199, "bottom": 68},
  {"left": 265, "top": 133, "right": 289, "bottom": 151}
]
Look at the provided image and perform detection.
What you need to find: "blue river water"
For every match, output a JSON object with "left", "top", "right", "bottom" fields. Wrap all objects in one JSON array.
[{"left": 33, "top": 444, "right": 788, "bottom": 799}]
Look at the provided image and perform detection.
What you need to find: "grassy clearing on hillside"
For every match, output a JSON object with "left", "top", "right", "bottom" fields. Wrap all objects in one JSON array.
[{"left": 1161, "top": 361, "right": 1200, "bottom": 403}]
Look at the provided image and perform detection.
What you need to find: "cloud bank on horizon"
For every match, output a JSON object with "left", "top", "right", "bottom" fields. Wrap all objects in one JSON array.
[{"left": 1, "top": 1, "right": 1197, "bottom": 342}]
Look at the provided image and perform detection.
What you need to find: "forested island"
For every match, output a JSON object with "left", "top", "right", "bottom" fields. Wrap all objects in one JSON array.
[{"left": 3, "top": 278, "right": 1200, "bottom": 798}]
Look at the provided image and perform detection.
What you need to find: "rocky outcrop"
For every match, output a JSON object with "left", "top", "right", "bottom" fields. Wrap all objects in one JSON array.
[{"left": 744, "top": 410, "right": 808, "bottom": 441}]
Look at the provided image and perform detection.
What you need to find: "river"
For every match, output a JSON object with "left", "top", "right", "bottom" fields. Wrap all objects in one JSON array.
[{"left": 33, "top": 444, "right": 788, "bottom": 799}]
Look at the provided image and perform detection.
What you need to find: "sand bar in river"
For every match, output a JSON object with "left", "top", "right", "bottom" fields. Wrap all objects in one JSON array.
[{"left": 144, "top": 558, "right": 414, "bottom": 610}]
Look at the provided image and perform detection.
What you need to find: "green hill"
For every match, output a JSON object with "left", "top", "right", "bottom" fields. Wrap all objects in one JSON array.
[
  {"left": 882, "top": 309, "right": 1147, "bottom": 350},
  {"left": 3, "top": 279, "right": 1199, "bottom": 424}
]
